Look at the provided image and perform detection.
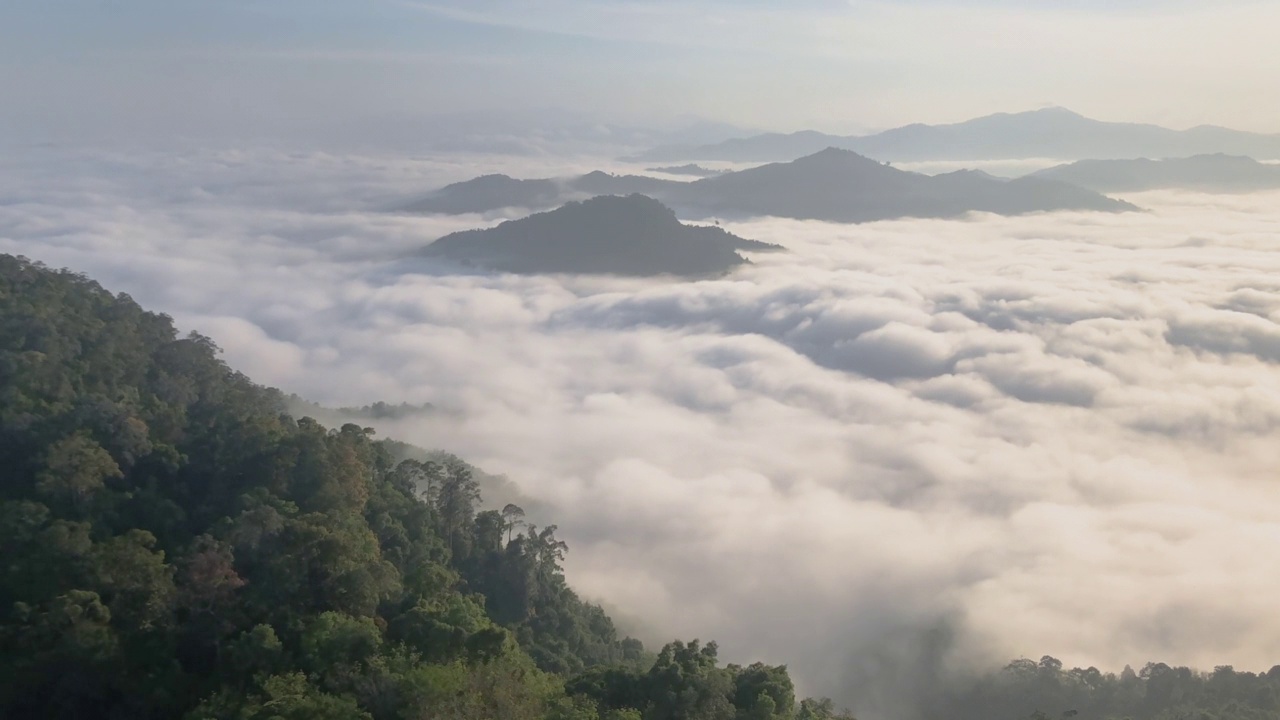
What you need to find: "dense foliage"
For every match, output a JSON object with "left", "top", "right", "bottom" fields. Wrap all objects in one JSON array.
[
  {"left": 930, "top": 656, "right": 1280, "bottom": 720},
  {"left": 0, "top": 254, "right": 851, "bottom": 719}
]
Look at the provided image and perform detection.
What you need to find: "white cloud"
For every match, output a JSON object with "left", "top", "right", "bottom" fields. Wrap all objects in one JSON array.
[{"left": 7, "top": 146, "right": 1280, "bottom": 718}]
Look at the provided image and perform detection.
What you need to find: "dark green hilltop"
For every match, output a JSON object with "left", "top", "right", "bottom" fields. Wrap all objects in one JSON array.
[
  {"left": 0, "top": 254, "right": 831, "bottom": 720},
  {"left": 420, "top": 194, "right": 780, "bottom": 277}
]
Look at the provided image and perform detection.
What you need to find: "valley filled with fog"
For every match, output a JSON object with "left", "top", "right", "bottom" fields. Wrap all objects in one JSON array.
[{"left": 7, "top": 144, "right": 1280, "bottom": 713}]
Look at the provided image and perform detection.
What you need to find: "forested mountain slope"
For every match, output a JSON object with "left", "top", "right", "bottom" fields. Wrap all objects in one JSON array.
[
  {"left": 4, "top": 252, "right": 1280, "bottom": 720},
  {"left": 0, "top": 254, "right": 840, "bottom": 720}
]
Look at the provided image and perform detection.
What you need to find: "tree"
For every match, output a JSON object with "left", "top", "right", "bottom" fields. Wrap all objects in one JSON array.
[
  {"left": 645, "top": 640, "right": 735, "bottom": 720},
  {"left": 527, "top": 524, "right": 569, "bottom": 597},
  {"left": 796, "top": 698, "right": 856, "bottom": 720},
  {"left": 474, "top": 509, "right": 505, "bottom": 554},
  {"left": 178, "top": 535, "right": 247, "bottom": 617},
  {"left": 189, "top": 672, "right": 373, "bottom": 720},
  {"left": 90, "top": 529, "right": 176, "bottom": 633},
  {"left": 502, "top": 503, "right": 527, "bottom": 543},
  {"left": 299, "top": 612, "right": 383, "bottom": 679},
  {"left": 0, "top": 590, "right": 121, "bottom": 719},
  {"left": 36, "top": 434, "right": 123, "bottom": 510},
  {"left": 433, "top": 457, "right": 481, "bottom": 560},
  {"left": 732, "top": 663, "right": 795, "bottom": 720}
]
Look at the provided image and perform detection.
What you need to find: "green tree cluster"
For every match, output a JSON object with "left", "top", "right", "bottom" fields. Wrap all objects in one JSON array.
[{"left": 930, "top": 656, "right": 1280, "bottom": 720}]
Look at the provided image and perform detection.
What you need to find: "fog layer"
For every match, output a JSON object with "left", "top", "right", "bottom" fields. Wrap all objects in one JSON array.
[{"left": 6, "top": 148, "right": 1280, "bottom": 717}]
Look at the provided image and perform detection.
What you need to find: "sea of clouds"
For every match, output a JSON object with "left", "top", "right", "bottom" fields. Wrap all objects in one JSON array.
[{"left": 5, "top": 143, "right": 1280, "bottom": 717}]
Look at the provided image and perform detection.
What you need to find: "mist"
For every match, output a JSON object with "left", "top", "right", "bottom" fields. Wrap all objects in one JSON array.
[{"left": 7, "top": 144, "right": 1280, "bottom": 717}]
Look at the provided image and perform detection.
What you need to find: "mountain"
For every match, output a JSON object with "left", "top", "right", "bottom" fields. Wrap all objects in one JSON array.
[
  {"left": 1031, "top": 153, "right": 1280, "bottom": 192},
  {"left": 632, "top": 129, "right": 853, "bottom": 164},
  {"left": 9, "top": 258, "right": 1280, "bottom": 720},
  {"left": 0, "top": 254, "right": 638, "bottom": 717},
  {"left": 406, "top": 148, "right": 1135, "bottom": 224},
  {"left": 629, "top": 108, "right": 1280, "bottom": 163},
  {"left": 420, "top": 194, "right": 779, "bottom": 276},
  {"left": 670, "top": 148, "right": 1134, "bottom": 222},
  {"left": 403, "top": 171, "right": 678, "bottom": 214},
  {"left": 402, "top": 174, "right": 561, "bottom": 214},
  {"left": 0, "top": 253, "right": 853, "bottom": 720},
  {"left": 567, "top": 170, "right": 676, "bottom": 197},
  {"left": 646, "top": 164, "right": 727, "bottom": 177}
]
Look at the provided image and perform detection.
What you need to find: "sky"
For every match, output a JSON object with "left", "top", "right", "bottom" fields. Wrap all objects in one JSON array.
[{"left": 3, "top": 0, "right": 1280, "bottom": 147}]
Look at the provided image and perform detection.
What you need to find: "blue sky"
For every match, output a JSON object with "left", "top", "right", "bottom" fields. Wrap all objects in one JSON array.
[{"left": 2, "top": 0, "right": 1276, "bottom": 146}]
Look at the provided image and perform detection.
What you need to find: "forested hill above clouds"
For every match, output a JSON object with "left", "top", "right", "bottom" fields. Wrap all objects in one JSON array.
[
  {"left": 420, "top": 194, "right": 780, "bottom": 277},
  {"left": 0, "top": 253, "right": 838, "bottom": 720},
  {"left": 405, "top": 148, "right": 1135, "bottom": 224}
]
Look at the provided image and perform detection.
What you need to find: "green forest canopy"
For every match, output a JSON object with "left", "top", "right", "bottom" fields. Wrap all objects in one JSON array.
[
  {"left": 2, "top": 252, "right": 1279, "bottom": 720},
  {"left": 0, "top": 253, "right": 845, "bottom": 719}
]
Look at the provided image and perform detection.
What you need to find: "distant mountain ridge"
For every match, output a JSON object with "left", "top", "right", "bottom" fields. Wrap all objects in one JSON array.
[
  {"left": 629, "top": 108, "right": 1280, "bottom": 163},
  {"left": 1031, "top": 154, "right": 1280, "bottom": 192},
  {"left": 419, "top": 194, "right": 779, "bottom": 276},
  {"left": 646, "top": 164, "right": 727, "bottom": 177},
  {"left": 402, "top": 172, "right": 672, "bottom": 214},
  {"left": 665, "top": 147, "right": 1134, "bottom": 222},
  {"left": 405, "top": 147, "right": 1136, "bottom": 223}
]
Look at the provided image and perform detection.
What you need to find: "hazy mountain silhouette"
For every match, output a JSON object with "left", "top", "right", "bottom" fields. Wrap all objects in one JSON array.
[
  {"left": 403, "top": 174, "right": 562, "bottom": 214},
  {"left": 1032, "top": 154, "right": 1280, "bottom": 192},
  {"left": 405, "top": 172, "right": 678, "bottom": 214},
  {"left": 406, "top": 148, "right": 1135, "bottom": 223},
  {"left": 646, "top": 164, "right": 728, "bottom": 177},
  {"left": 634, "top": 130, "right": 841, "bottom": 164},
  {"left": 567, "top": 171, "right": 676, "bottom": 196},
  {"left": 419, "top": 194, "right": 779, "bottom": 276},
  {"left": 668, "top": 148, "right": 1135, "bottom": 222},
  {"left": 629, "top": 108, "right": 1280, "bottom": 163}
]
